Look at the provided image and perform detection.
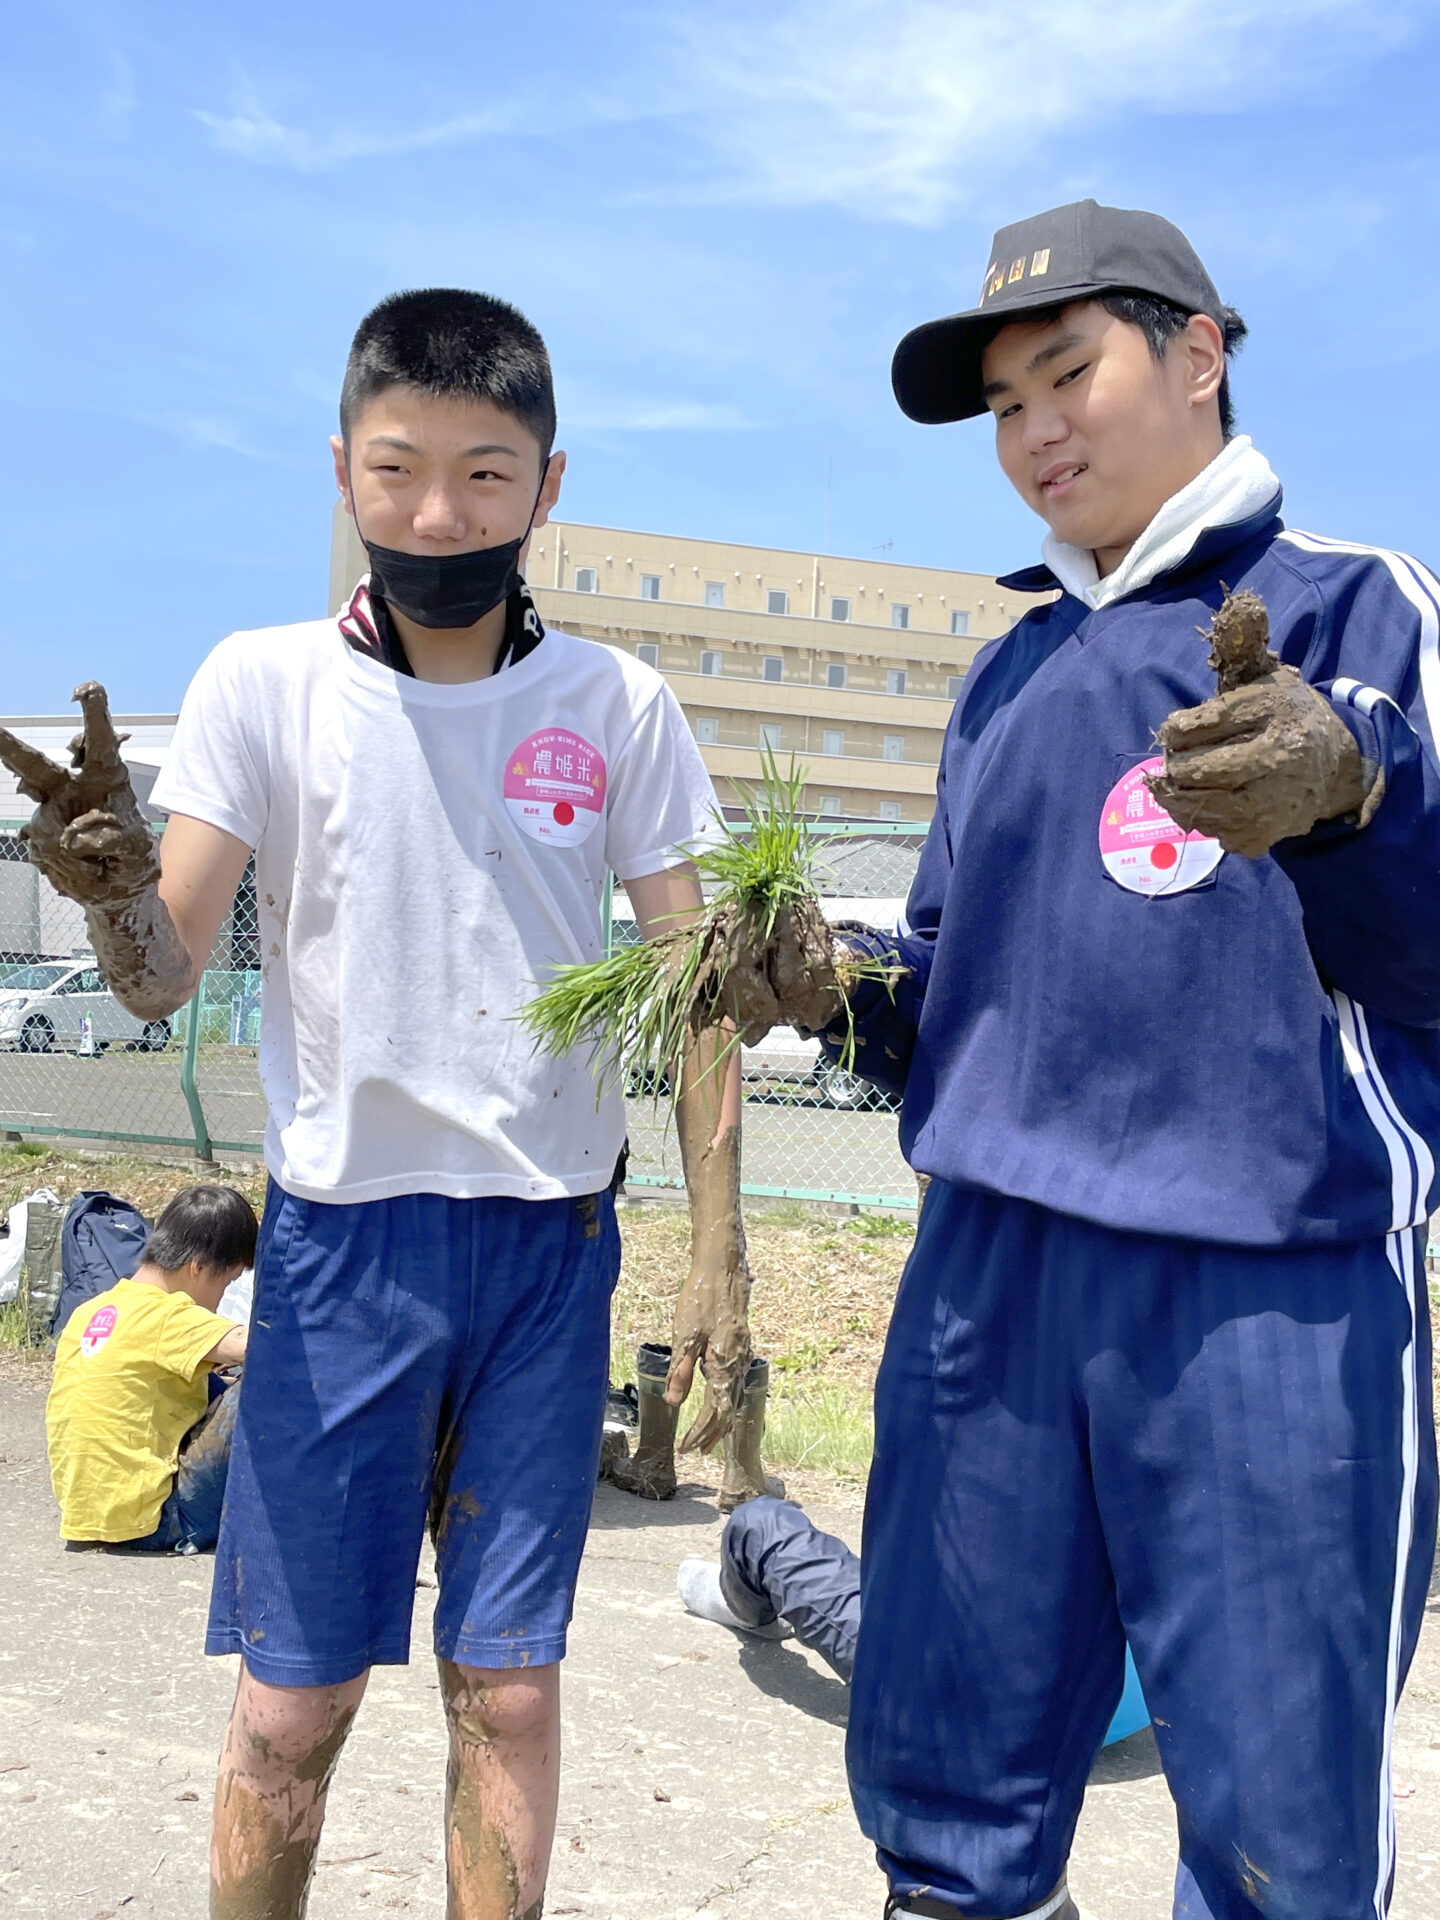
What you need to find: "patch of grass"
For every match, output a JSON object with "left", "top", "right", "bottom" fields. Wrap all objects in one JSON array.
[
  {"left": 765, "top": 1380, "right": 873, "bottom": 1479},
  {"left": 844, "top": 1211, "right": 916, "bottom": 1240},
  {"left": 0, "top": 1298, "right": 39, "bottom": 1352}
]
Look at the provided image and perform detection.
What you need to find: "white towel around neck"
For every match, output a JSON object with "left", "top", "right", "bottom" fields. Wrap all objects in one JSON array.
[{"left": 1040, "top": 435, "right": 1281, "bottom": 612}]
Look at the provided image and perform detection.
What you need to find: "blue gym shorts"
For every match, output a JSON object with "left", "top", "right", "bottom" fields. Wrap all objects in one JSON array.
[{"left": 205, "top": 1181, "right": 621, "bottom": 1687}]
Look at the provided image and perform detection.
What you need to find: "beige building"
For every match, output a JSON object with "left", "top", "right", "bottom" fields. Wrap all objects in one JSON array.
[{"left": 329, "top": 512, "right": 1051, "bottom": 823}]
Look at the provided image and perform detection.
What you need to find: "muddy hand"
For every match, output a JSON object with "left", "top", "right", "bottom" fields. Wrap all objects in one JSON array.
[
  {"left": 1147, "top": 668, "right": 1371, "bottom": 859},
  {"left": 666, "top": 1259, "right": 752, "bottom": 1453},
  {"left": 0, "top": 683, "right": 158, "bottom": 907},
  {"left": 717, "top": 896, "right": 843, "bottom": 1044}
]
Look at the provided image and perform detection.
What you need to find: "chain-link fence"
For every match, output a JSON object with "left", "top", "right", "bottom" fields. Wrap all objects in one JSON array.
[{"left": 0, "top": 821, "right": 923, "bottom": 1208}]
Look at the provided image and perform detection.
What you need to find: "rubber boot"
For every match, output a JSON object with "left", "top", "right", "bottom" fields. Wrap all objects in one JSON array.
[
  {"left": 718, "top": 1357, "right": 785, "bottom": 1515},
  {"left": 608, "top": 1342, "right": 679, "bottom": 1500}
]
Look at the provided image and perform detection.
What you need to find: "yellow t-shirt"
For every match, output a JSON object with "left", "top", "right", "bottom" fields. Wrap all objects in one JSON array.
[{"left": 46, "top": 1280, "right": 231, "bottom": 1542}]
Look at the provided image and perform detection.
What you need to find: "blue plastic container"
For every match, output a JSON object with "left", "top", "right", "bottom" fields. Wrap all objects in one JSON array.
[{"left": 1103, "top": 1647, "right": 1149, "bottom": 1745}]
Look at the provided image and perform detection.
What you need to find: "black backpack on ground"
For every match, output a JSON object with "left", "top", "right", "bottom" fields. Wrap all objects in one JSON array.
[{"left": 51, "top": 1191, "right": 152, "bottom": 1337}]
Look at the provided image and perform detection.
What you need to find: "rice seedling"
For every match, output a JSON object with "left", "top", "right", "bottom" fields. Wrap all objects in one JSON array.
[{"left": 521, "top": 754, "right": 896, "bottom": 1096}]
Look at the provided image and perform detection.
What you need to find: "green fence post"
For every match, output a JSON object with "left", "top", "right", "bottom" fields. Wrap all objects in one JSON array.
[{"left": 180, "top": 975, "right": 214, "bottom": 1162}]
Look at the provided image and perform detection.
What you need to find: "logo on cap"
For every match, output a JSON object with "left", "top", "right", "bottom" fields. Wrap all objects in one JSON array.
[{"left": 981, "top": 248, "right": 1054, "bottom": 305}]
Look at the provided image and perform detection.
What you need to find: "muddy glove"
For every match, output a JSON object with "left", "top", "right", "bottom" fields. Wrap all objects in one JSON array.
[
  {"left": 0, "top": 683, "right": 158, "bottom": 907},
  {"left": 1146, "top": 588, "right": 1374, "bottom": 861},
  {"left": 714, "top": 896, "right": 844, "bottom": 1043}
]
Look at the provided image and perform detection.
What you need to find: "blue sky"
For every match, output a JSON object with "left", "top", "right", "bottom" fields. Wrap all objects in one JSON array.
[{"left": 4, "top": 0, "right": 1439, "bottom": 712}]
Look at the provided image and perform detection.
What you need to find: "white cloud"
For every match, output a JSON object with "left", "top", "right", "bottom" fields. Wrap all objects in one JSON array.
[
  {"left": 121, "top": 408, "right": 286, "bottom": 463},
  {"left": 664, "top": 0, "right": 1422, "bottom": 223},
  {"left": 192, "top": 96, "right": 522, "bottom": 171},
  {"left": 562, "top": 399, "right": 755, "bottom": 432}
]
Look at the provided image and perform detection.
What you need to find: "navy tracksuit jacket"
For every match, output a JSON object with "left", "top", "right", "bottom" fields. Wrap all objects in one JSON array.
[{"left": 829, "top": 496, "right": 1440, "bottom": 1920}]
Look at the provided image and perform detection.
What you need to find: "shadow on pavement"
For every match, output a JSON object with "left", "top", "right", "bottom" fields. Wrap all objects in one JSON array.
[
  {"left": 587, "top": 1480, "right": 722, "bottom": 1530},
  {"left": 736, "top": 1636, "right": 850, "bottom": 1726},
  {"left": 1089, "top": 1726, "right": 1163, "bottom": 1783}
]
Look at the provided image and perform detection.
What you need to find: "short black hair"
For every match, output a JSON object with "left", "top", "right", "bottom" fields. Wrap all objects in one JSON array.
[
  {"left": 340, "top": 289, "right": 556, "bottom": 459},
  {"left": 146, "top": 1185, "right": 258, "bottom": 1278},
  {"left": 984, "top": 291, "right": 1249, "bottom": 438}
]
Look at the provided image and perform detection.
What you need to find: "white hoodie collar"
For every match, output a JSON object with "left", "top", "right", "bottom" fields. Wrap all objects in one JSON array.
[{"left": 1040, "top": 436, "right": 1281, "bottom": 611}]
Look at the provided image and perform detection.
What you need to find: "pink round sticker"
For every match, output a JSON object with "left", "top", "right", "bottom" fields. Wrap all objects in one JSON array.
[
  {"left": 80, "top": 1304, "right": 117, "bottom": 1356},
  {"left": 503, "top": 729, "right": 607, "bottom": 847},
  {"left": 1098, "top": 756, "right": 1223, "bottom": 896}
]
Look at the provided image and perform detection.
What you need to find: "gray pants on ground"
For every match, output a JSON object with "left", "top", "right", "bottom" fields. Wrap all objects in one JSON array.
[{"left": 720, "top": 1495, "right": 860, "bottom": 1682}]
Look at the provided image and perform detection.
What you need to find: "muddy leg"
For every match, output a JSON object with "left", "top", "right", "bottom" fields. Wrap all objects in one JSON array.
[
  {"left": 210, "top": 1664, "right": 368, "bottom": 1919},
  {"left": 438, "top": 1660, "right": 559, "bottom": 1920}
]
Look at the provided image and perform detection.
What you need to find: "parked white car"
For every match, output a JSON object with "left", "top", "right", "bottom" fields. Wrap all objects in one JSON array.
[{"left": 0, "top": 962, "right": 171, "bottom": 1054}]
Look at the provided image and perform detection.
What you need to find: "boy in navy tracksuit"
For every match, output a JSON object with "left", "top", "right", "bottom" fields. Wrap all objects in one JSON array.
[{"left": 826, "top": 201, "right": 1440, "bottom": 1920}]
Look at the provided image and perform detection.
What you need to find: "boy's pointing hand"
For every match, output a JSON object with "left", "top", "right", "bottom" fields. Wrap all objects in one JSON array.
[{"left": 0, "top": 683, "right": 159, "bottom": 906}]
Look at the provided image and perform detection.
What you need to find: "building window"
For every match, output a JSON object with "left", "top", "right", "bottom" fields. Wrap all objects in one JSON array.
[
  {"left": 947, "top": 674, "right": 965, "bottom": 700},
  {"left": 767, "top": 589, "right": 789, "bottom": 616},
  {"left": 951, "top": 609, "right": 970, "bottom": 635},
  {"left": 696, "top": 717, "right": 719, "bottom": 745},
  {"left": 887, "top": 668, "right": 907, "bottom": 696},
  {"left": 701, "top": 650, "right": 722, "bottom": 676},
  {"left": 640, "top": 574, "right": 661, "bottom": 601},
  {"left": 759, "top": 723, "right": 782, "bottom": 750},
  {"left": 819, "top": 796, "right": 841, "bottom": 817},
  {"left": 830, "top": 597, "right": 851, "bottom": 622},
  {"left": 822, "top": 728, "right": 844, "bottom": 756},
  {"left": 573, "top": 566, "right": 599, "bottom": 593},
  {"left": 637, "top": 643, "right": 659, "bottom": 669},
  {"left": 880, "top": 800, "right": 902, "bottom": 821},
  {"left": 883, "top": 735, "right": 904, "bottom": 763},
  {"left": 891, "top": 603, "right": 910, "bottom": 630},
  {"left": 704, "top": 580, "right": 726, "bottom": 608},
  {"left": 826, "top": 662, "right": 847, "bottom": 690},
  {"left": 762, "top": 656, "right": 783, "bottom": 683}
]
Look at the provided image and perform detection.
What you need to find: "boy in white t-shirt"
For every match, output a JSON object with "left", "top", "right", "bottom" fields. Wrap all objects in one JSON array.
[{"left": 0, "top": 290, "right": 745, "bottom": 1919}]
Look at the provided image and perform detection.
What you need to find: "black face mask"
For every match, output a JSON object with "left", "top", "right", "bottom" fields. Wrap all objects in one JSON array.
[{"left": 356, "top": 468, "right": 547, "bottom": 630}]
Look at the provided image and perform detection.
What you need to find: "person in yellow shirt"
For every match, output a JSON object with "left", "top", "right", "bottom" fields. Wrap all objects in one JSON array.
[{"left": 47, "top": 1184, "right": 257, "bottom": 1553}]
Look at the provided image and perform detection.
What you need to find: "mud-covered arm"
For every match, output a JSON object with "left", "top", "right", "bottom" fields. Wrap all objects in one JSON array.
[
  {"left": 0, "top": 685, "right": 251, "bottom": 1020},
  {"left": 627, "top": 864, "right": 751, "bottom": 1451}
]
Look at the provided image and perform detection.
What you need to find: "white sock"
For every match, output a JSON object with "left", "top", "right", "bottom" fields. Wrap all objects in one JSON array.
[{"left": 676, "top": 1559, "right": 788, "bottom": 1639}]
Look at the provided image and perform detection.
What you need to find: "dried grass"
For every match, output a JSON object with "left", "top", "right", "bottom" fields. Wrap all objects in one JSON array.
[{"left": 6, "top": 1150, "right": 1436, "bottom": 1485}]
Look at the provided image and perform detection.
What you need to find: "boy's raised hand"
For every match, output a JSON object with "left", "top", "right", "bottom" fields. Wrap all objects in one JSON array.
[
  {"left": 0, "top": 683, "right": 159, "bottom": 907},
  {"left": 1146, "top": 589, "right": 1373, "bottom": 860}
]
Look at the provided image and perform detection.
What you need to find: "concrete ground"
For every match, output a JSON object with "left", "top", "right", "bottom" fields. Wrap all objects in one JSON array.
[{"left": 2, "top": 1368, "right": 1437, "bottom": 1920}]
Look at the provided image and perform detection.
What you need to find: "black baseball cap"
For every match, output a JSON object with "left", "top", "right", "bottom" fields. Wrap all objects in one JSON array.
[{"left": 892, "top": 199, "right": 1225, "bottom": 425}]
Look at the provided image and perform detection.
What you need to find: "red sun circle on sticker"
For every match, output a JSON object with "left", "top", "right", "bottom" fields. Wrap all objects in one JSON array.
[
  {"left": 552, "top": 801, "right": 575, "bottom": 826},
  {"left": 1149, "top": 841, "right": 1179, "bottom": 870}
]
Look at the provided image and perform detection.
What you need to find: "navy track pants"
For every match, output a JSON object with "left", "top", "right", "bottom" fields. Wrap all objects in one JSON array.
[
  {"left": 722, "top": 1494, "right": 862, "bottom": 1680},
  {"left": 847, "top": 1181, "right": 1437, "bottom": 1920}
]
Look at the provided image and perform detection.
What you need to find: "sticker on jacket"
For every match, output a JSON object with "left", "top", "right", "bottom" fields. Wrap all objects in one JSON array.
[
  {"left": 1098, "top": 757, "right": 1222, "bottom": 896},
  {"left": 79, "top": 1305, "right": 117, "bottom": 1356},
  {"left": 504, "top": 729, "right": 607, "bottom": 846}
]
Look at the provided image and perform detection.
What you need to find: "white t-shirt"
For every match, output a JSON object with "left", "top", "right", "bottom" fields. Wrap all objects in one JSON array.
[{"left": 151, "top": 616, "right": 717, "bottom": 1203}]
